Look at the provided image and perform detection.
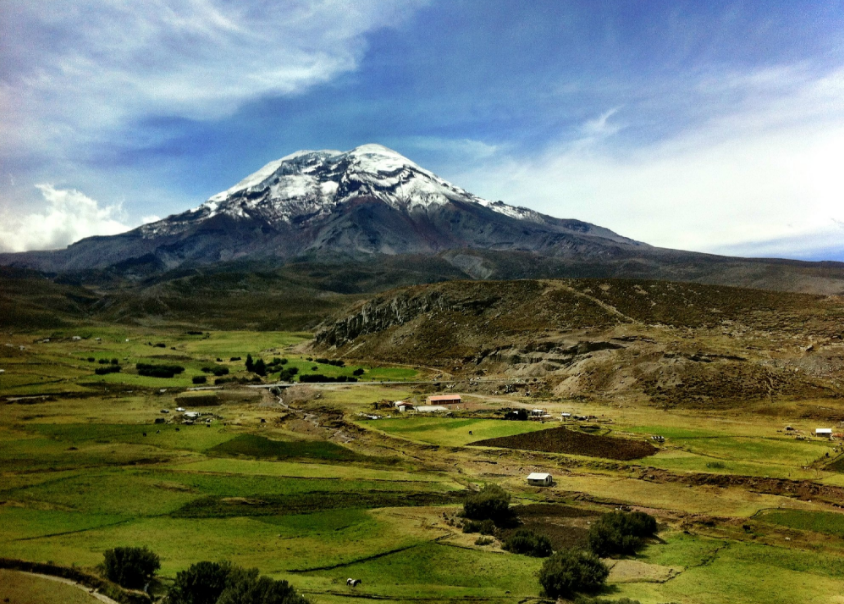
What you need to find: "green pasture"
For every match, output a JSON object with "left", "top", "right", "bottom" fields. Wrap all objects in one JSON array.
[
  {"left": 364, "top": 417, "right": 549, "bottom": 446},
  {"left": 0, "top": 569, "right": 103, "bottom": 604},
  {"left": 756, "top": 509, "right": 844, "bottom": 538}
]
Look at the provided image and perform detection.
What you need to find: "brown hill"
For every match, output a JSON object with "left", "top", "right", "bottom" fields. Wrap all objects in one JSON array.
[{"left": 314, "top": 279, "right": 844, "bottom": 407}]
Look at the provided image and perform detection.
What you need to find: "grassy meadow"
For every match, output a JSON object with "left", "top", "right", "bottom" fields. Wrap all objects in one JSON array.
[{"left": 3, "top": 328, "right": 844, "bottom": 603}]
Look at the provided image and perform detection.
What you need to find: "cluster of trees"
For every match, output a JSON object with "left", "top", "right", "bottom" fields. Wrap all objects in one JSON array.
[
  {"left": 136, "top": 363, "right": 185, "bottom": 378},
  {"left": 101, "top": 548, "right": 309, "bottom": 603},
  {"left": 278, "top": 367, "right": 299, "bottom": 382},
  {"left": 462, "top": 485, "right": 656, "bottom": 600},
  {"left": 168, "top": 560, "right": 309, "bottom": 604},
  {"left": 245, "top": 354, "right": 267, "bottom": 376}
]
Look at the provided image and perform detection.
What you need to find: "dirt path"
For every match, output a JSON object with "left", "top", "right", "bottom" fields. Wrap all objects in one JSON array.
[{"left": 10, "top": 570, "right": 120, "bottom": 604}]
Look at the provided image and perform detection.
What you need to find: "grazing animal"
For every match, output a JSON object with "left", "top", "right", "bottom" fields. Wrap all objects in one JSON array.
[{"left": 346, "top": 578, "right": 361, "bottom": 587}]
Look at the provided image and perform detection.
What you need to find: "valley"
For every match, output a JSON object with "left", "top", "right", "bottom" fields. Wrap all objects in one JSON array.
[{"left": 2, "top": 288, "right": 844, "bottom": 603}]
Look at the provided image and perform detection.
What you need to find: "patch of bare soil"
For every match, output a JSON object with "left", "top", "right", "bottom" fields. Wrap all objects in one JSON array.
[
  {"left": 469, "top": 427, "right": 657, "bottom": 461},
  {"left": 502, "top": 503, "right": 601, "bottom": 550}
]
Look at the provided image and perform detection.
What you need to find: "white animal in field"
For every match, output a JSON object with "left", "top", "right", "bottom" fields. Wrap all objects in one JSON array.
[{"left": 346, "top": 578, "right": 361, "bottom": 587}]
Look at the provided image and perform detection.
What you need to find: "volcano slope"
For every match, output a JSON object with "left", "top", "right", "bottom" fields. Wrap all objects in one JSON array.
[{"left": 314, "top": 278, "right": 844, "bottom": 408}]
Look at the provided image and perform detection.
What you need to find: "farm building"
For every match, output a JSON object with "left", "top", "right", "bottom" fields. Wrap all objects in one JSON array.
[
  {"left": 816, "top": 428, "right": 833, "bottom": 437},
  {"left": 417, "top": 405, "right": 450, "bottom": 413},
  {"left": 527, "top": 472, "right": 553, "bottom": 486},
  {"left": 426, "top": 394, "right": 462, "bottom": 405}
]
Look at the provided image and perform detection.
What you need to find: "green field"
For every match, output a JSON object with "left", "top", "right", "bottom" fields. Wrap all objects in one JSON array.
[{"left": 4, "top": 328, "right": 844, "bottom": 603}]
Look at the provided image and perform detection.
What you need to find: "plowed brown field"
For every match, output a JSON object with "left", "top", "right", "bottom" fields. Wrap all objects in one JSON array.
[{"left": 469, "top": 426, "right": 657, "bottom": 460}]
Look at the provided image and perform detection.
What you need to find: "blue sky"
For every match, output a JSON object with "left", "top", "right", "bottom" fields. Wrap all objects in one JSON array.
[{"left": 2, "top": 0, "right": 844, "bottom": 259}]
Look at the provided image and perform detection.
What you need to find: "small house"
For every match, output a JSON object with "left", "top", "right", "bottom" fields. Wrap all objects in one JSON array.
[
  {"left": 816, "top": 428, "right": 833, "bottom": 437},
  {"left": 561, "top": 412, "right": 572, "bottom": 418},
  {"left": 527, "top": 472, "right": 553, "bottom": 487},
  {"left": 530, "top": 409, "right": 545, "bottom": 417},
  {"left": 426, "top": 394, "right": 462, "bottom": 406}
]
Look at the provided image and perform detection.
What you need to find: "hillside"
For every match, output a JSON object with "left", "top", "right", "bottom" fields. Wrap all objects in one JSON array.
[{"left": 314, "top": 279, "right": 844, "bottom": 407}]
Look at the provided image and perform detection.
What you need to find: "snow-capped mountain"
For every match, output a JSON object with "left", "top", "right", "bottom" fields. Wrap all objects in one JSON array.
[
  {"left": 0, "top": 144, "right": 647, "bottom": 271},
  {"left": 139, "top": 144, "right": 633, "bottom": 244}
]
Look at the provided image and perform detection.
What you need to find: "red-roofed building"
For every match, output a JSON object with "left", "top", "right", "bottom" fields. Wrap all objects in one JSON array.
[{"left": 426, "top": 394, "right": 462, "bottom": 405}]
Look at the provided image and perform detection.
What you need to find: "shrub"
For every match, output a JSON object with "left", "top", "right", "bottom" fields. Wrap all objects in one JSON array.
[
  {"left": 217, "top": 572, "right": 309, "bottom": 604},
  {"left": 95, "top": 365, "right": 121, "bottom": 375},
  {"left": 538, "top": 549, "right": 609, "bottom": 599},
  {"left": 168, "top": 561, "right": 308, "bottom": 604},
  {"left": 254, "top": 359, "right": 267, "bottom": 376},
  {"left": 103, "top": 546, "right": 160, "bottom": 589},
  {"left": 87, "top": 357, "right": 95, "bottom": 362},
  {"left": 110, "top": 358, "right": 119, "bottom": 365},
  {"left": 98, "top": 358, "right": 109, "bottom": 364},
  {"left": 168, "top": 561, "right": 232, "bottom": 604},
  {"left": 279, "top": 367, "right": 299, "bottom": 382},
  {"left": 462, "top": 519, "right": 496, "bottom": 535},
  {"left": 475, "top": 536, "right": 495, "bottom": 546},
  {"left": 192, "top": 375, "right": 207, "bottom": 384},
  {"left": 353, "top": 368, "right": 364, "bottom": 376},
  {"left": 575, "top": 597, "right": 642, "bottom": 604},
  {"left": 587, "top": 511, "right": 657, "bottom": 557},
  {"left": 136, "top": 363, "right": 185, "bottom": 378},
  {"left": 463, "top": 484, "right": 512, "bottom": 525},
  {"left": 212, "top": 366, "right": 229, "bottom": 376},
  {"left": 230, "top": 356, "right": 242, "bottom": 361},
  {"left": 298, "top": 374, "right": 357, "bottom": 383},
  {"left": 245, "top": 354, "right": 254, "bottom": 372},
  {"left": 503, "top": 529, "right": 553, "bottom": 557}
]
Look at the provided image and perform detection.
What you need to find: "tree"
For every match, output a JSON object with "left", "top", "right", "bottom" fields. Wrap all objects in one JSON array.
[
  {"left": 352, "top": 368, "right": 364, "bottom": 376},
  {"left": 193, "top": 375, "right": 207, "bottom": 384},
  {"left": 217, "top": 573, "right": 310, "bottom": 604},
  {"left": 245, "top": 354, "right": 254, "bottom": 372},
  {"left": 538, "top": 549, "right": 609, "bottom": 599},
  {"left": 254, "top": 359, "right": 267, "bottom": 376},
  {"left": 463, "top": 484, "right": 512, "bottom": 525},
  {"left": 502, "top": 529, "right": 553, "bottom": 557},
  {"left": 103, "top": 546, "right": 160, "bottom": 589},
  {"left": 167, "top": 561, "right": 232, "bottom": 604},
  {"left": 587, "top": 511, "right": 657, "bottom": 557},
  {"left": 168, "top": 561, "right": 310, "bottom": 604}
]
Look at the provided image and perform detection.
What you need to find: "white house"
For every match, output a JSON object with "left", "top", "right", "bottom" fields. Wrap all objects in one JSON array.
[
  {"left": 527, "top": 472, "right": 553, "bottom": 486},
  {"left": 816, "top": 428, "right": 833, "bottom": 437}
]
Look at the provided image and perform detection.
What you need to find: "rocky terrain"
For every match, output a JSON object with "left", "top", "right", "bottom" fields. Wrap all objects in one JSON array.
[{"left": 314, "top": 279, "right": 844, "bottom": 407}]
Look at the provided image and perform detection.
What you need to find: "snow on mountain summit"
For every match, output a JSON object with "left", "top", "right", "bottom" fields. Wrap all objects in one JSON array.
[{"left": 190, "top": 144, "right": 545, "bottom": 225}]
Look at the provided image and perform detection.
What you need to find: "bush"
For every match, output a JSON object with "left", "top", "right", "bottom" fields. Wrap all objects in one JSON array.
[
  {"left": 254, "top": 359, "right": 267, "bottom": 376},
  {"left": 212, "top": 366, "right": 229, "bottom": 376},
  {"left": 103, "top": 546, "right": 160, "bottom": 589},
  {"left": 168, "top": 561, "right": 308, "bottom": 604},
  {"left": 475, "top": 536, "right": 495, "bottom": 546},
  {"left": 95, "top": 365, "right": 121, "bottom": 375},
  {"left": 503, "top": 529, "right": 553, "bottom": 557},
  {"left": 279, "top": 367, "right": 299, "bottom": 382},
  {"left": 575, "top": 597, "right": 642, "bottom": 604},
  {"left": 298, "top": 374, "right": 357, "bottom": 383},
  {"left": 98, "top": 358, "right": 109, "bottom": 364},
  {"left": 217, "top": 573, "right": 309, "bottom": 604},
  {"left": 193, "top": 375, "right": 208, "bottom": 384},
  {"left": 230, "top": 356, "right": 242, "bottom": 361},
  {"left": 87, "top": 357, "right": 95, "bottom": 362},
  {"left": 110, "top": 358, "right": 119, "bottom": 365},
  {"left": 245, "top": 354, "right": 254, "bottom": 372},
  {"left": 538, "top": 549, "right": 609, "bottom": 599},
  {"left": 168, "top": 561, "right": 232, "bottom": 604},
  {"left": 463, "top": 484, "right": 512, "bottom": 525},
  {"left": 587, "top": 511, "right": 657, "bottom": 557},
  {"left": 462, "top": 519, "right": 496, "bottom": 535},
  {"left": 136, "top": 363, "right": 185, "bottom": 378},
  {"left": 353, "top": 368, "right": 364, "bottom": 376}
]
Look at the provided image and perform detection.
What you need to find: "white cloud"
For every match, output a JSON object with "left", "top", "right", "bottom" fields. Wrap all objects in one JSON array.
[
  {"left": 451, "top": 65, "right": 844, "bottom": 260},
  {"left": 141, "top": 215, "right": 161, "bottom": 225},
  {"left": 0, "top": 185, "right": 131, "bottom": 252},
  {"left": 0, "top": 0, "right": 426, "bottom": 155}
]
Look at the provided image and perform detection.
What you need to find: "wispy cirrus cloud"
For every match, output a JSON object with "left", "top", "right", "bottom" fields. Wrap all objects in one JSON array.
[{"left": 0, "top": 0, "right": 426, "bottom": 156}]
